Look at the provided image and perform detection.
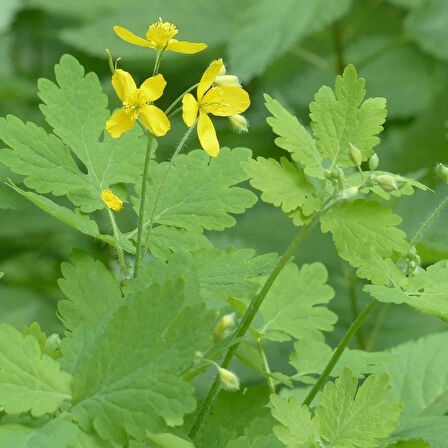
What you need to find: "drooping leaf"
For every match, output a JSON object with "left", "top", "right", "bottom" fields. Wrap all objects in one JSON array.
[
  {"left": 0, "top": 323, "right": 71, "bottom": 417},
  {"left": 71, "top": 278, "right": 216, "bottom": 444}
]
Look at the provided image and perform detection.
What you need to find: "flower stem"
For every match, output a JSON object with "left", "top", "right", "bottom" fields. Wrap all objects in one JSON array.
[
  {"left": 257, "top": 339, "right": 275, "bottom": 394},
  {"left": 165, "top": 83, "right": 199, "bottom": 116},
  {"left": 142, "top": 123, "right": 197, "bottom": 258},
  {"left": 189, "top": 220, "right": 315, "bottom": 440},
  {"left": 153, "top": 50, "right": 163, "bottom": 76},
  {"left": 134, "top": 135, "right": 154, "bottom": 278},
  {"left": 411, "top": 193, "right": 448, "bottom": 245},
  {"left": 302, "top": 300, "right": 378, "bottom": 407},
  {"left": 106, "top": 208, "right": 127, "bottom": 280}
]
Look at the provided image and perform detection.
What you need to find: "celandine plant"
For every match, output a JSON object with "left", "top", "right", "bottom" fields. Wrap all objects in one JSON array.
[{"left": 0, "top": 16, "right": 447, "bottom": 448}]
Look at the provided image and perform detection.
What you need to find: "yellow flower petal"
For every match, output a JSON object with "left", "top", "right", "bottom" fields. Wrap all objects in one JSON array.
[
  {"left": 198, "top": 110, "right": 219, "bottom": 157},
  {"left": 114, "top": 26, "right": 156, "bottom": 48},
  {"left": 197, "top": 59, "right": 224, "bottom": 101},
  {"left": 112, "top": 69, "right": 137, "bottom": 103},
  {"left": 139, "top": 74, "right": 167, "bottom": 103},
  {"left": 166, "top": 39, "right": 207, "bottom": 54},
  {"left": 146, "top": 19, "right": 178, "bottom": 48},
  {"left": 202, "top": 86, "right": 250, "bottom": 117},
  {"left": 139, "top": 105, "right": 171, "bottom": 136},
  {"left": 106, "top": 108, "right": 136, "bottom": 138},
  {"left": 101, "top": 189, "right": 123, "bottom": 212},
  {"left": 182, "top": 93, "right": 199, "bottom": 127}
]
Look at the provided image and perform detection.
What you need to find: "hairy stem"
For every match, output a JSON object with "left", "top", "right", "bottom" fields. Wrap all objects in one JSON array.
[
  {"left": 107, "top": 208, "right": 127, "bottom": 281},
  {"left": 134, "top": 135, "right": 154, "bottom": 277},
  {"left": 365, "top": 303, "right": 390, "bottom": 352},
  {"left": 165, "top": 83, "right": 199, "bottom": 115},
  {"left": 411, "top": 193, "right": 448, "bottom": 245},
  {"left": 346, "top": 268, "right": 366, "bottom": 349},
  {"left": 257, "top": 339, "right": 275, "bottom": 394},
  {"left": 189, "top": 221, "right": 315, "bottom": 439},
  {"left": 302, "top": 300, "right": 378, "bottom": 407},
  {"left": 142, "top": 123, "right": 197, "bottom": 258}
]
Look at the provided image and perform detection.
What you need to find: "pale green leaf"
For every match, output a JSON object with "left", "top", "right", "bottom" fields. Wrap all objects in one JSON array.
[
  {"left": 259, "top": 263, "right": 336, "bottom": 341},
  {"left": 0, "top": 55, "right": 147, "bottom": 212},
  {"left": 137, "top": 148, "right": 257, "bottom": 233},
  {"left": 271, "top": 394, "right": 319, "bottom": 448},
  {"left": 57, "top": 250, "right": 123, "bottom": 333},
  {"left": 364, "top": 261, "right": 448, "bottom": 319},
  {"left": 320, "top": 200, "right": 410, "bottom": 283},
  {"left": 71, "top": 278, "right": 216, "bottom": 444},
  {"left": 0, "top": 323, "right": 71, "bottom": 417},
  {"left": 309, "top": 65, "right": 386, "bottom": 167},
  {"left": 264, "top": 94, "right": 323, "bottom": 178},
  {"left": 147, "top": 432, "right": 194, "bottom": 448},
  {"left": 243, "top": 157, "right": 321, "bottom": 219},
  {"left": 315, "top": 369, "right": 402, "bottom": 448}
]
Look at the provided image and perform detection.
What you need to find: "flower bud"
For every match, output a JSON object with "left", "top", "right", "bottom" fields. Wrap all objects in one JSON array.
[
  {"left": 215, "top": 75, "right": 241, "bottom": 87},
  {"left": 218, "top": 367, "right": 240, "bottom": 390},
  {"left": 435, "top": 163, "right": 448, "bottom": 184},
  {"left": 213, "top": 313, "right": 236, "bottom": 342},
  {"left": 229, "top": 114, "right": 248, "bottom": 133},
  {"left": 46, "top": 333, "right": 61, "bottom": 355},
  {"left": 348, "top": 144, "right": 362, "bottom": 167},
  {"left": 342, "top": 186, "right": 359, "bottom": 199},
  {"left": 369, "top": 154, "right": 379, "bottom": 171},
  {"left": 101, "top": 189, "right": 123, "bottom": 212},
  {"left": 217, "top": 63, "right": 226, "bottom": 76},
  {"left": 375, "top": 174, "right": 398, "bottom": 191}
]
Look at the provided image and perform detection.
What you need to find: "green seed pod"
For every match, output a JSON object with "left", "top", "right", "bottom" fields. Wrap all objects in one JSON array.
[
  {"left": 435, "top": 163, "right": 448, "bottom": 184},
  {"left": 375, "top": 174, "right": 398, "bottom": 191},
  {"left": 369, "top": 153, "right": 379, "bottom": 171},
  {"left": 218, "top": 367, "right": 240, "bottom": 390},
  {"left": 348, "top": 144, "right": 362, "bottom": 167}
]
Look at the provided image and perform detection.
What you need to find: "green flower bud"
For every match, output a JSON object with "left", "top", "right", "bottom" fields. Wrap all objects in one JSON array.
[
  {"left": 342, "top": 186, "right": 359, "bottom": 199},
  {"left": 348, "top": 144, "right": 362, "bottom": 167},
  {"left": 369, "top": 153, "right": 379, "bottom": 171},
  {"left": 218, "top": 367, "right": 240, "bottom": 390},
  {"left": 213, "top": 313, "right": 236, "bottom": 342},
  {"left": 229, "top": 114, "right": 248, "bottom": 133},
  {"left": 375, "top": 174, "right": 398, "bottom": 191},
  {"left": 215, "top": 75, "right": 241, "bottom": 87},
  {"left": 435, "top": 163, "right": 448, "bottom": 184}
]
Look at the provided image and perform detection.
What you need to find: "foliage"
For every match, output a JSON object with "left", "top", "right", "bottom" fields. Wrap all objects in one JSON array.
[{"left": 1, "top": 1, "right": 448, "bottom": 447}]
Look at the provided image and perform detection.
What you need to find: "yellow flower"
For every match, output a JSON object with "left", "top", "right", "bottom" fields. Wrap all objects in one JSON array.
[
  {"left": 181, "top": 60, "right": 250, "bottom": 157},
  {"left": 114, "top": 18, "right": 207, "bottom": 54},
  {"left": 106, "top": 69, "right": 170, "bottom": 138},
  {"left": 101, "top": 189, "right": 123, "bottom": 212}
]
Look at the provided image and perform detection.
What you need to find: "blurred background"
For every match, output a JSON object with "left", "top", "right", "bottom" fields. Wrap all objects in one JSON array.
[{"left": 1, "top": 0, "right": 448, "bottom": 373}]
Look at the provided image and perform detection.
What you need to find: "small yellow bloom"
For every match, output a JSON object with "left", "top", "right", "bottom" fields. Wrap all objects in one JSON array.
[
  {"left": 181, "top": 60, "right": 250, "bottom": 157},
  {"left": 114, "top": 18, "right": 207, "bottom": 54},
  {"left": 101, "top": 189, "right": 123, "bottom": 212},
  {"left": 106, "top": 69, "right": 170, "bottom": 138}
]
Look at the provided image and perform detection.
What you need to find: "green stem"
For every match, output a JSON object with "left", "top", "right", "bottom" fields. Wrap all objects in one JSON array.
[
  {"left": 302, "top": 301, "right": 378, "bottom": 407},
  {"left": 365, "top": 303, "right": 390, "bottom": 352},
  {"left": 106, "top": 208, "right": 127, "bottom": 280},
  {"left": 257, "top": 339, "right": 275, "bottom": 394},
  {"left": 153, "top": 50, "right": 163, "bottom": 76},
  {"left": 167, "top": 106, "right": 183, "bottom": 119},
  {"left": 142, "top": 123, "right": 197, "bottom": 257},
  {"left": 290, "top": 46, "right": 332, "bottom": 73},
  {"left": 189, "top": 220, "right": 316, "bottom": 440},
  {"left": 134, "top": 135, "right": 154, "bottom": 278},
  {"left": 165, "top": 83, "right": 199, "bottom": 116},
  {"left": 347, "top": 269, "right": 366, "bottom": 349},
  {"left": 357, "top": 35, "right": 407, "bottom": 69},
  {"left": 411, "top": 193, "right": 448, "bottom": 245},
  {"left": 333, "top": 21, "right": 345, "bottom": 74}
]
